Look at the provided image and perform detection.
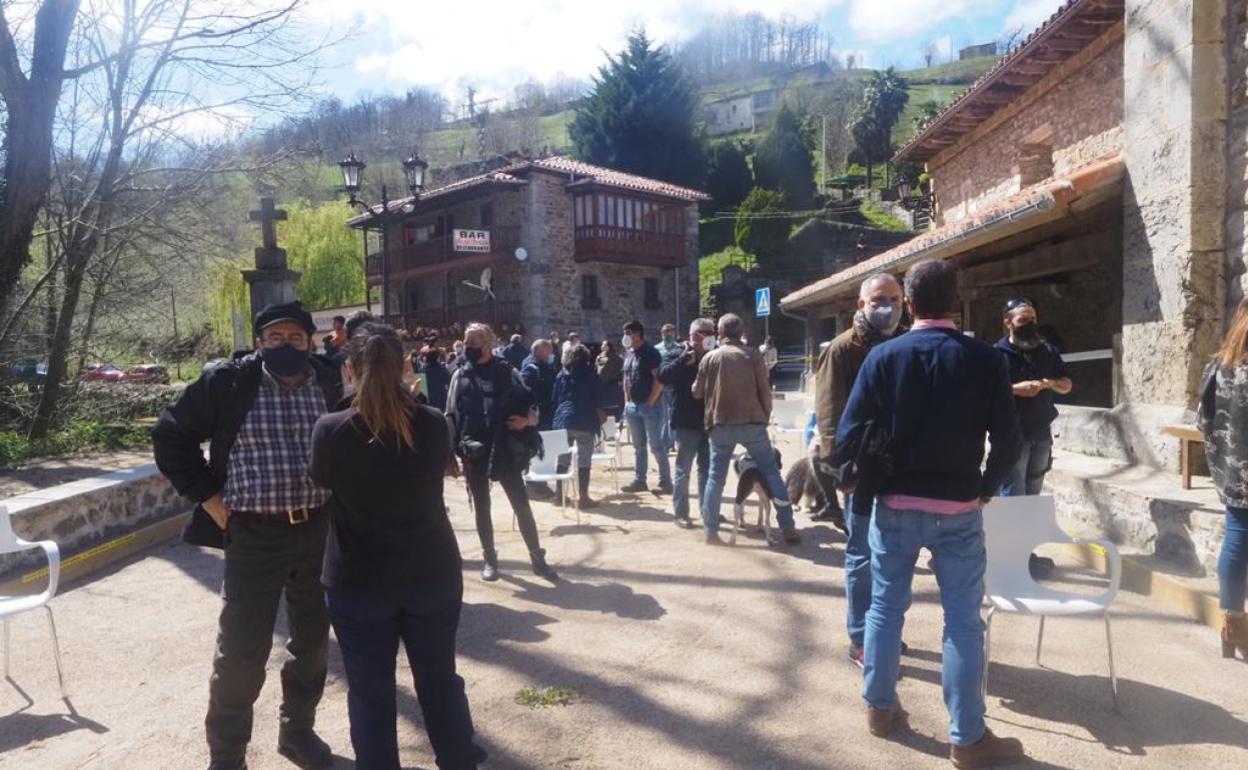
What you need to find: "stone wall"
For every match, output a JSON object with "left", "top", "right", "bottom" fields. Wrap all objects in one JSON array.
[
  {"left": 930, "top": 32, "right": 1125, "bottom": 226},
  {"left": 1119, "top": 0, "right": 1227, "bottom": 414},
  {"left": 0, "top": 465, "right": 189, "bottom": 576},
  {"left": 1227, "top": 0, "right": 1248, "bottom": 310},
  {"left": 519, "top": 170, "right": 700, "bottom": 343}
]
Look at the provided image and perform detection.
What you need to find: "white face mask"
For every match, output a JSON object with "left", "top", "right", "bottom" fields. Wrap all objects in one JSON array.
[
  {"left": 621, "top": 334, "right": 633, "bottom": 350},
  {"left": 702, "top": 336, "right": 717, "bottom": 352},
  {"left": 545, "top": 354, "right": 556, "bottom": 365}
]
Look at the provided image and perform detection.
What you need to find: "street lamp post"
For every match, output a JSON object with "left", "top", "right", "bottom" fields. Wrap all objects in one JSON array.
[{"left": 338, "top": 151, "right": 428, "bottom": 322}]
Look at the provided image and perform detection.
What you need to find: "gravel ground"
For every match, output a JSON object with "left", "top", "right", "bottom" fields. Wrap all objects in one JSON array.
[{"left": 1, "top": 432, "right": 1246, "bottom": 770}]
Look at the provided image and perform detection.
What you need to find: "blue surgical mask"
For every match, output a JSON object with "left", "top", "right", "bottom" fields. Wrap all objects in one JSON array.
[{"left": 867, "top": 301, "right": 900, "bottom": 335}]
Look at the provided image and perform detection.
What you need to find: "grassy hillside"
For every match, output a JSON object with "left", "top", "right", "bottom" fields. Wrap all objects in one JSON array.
[
  {"left": 901, "top": 55, "right": 997, "bottom": 85},
  {"left": 421, "top": 111, "right": 575, "bottom": 169}
]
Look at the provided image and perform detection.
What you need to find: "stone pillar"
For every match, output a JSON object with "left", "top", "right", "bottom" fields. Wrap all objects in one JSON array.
[
  {"left": 243, "top": 198, "right": 300, "bottom": 316},
  {"left": 1118, "top": 0, "right": 1227, "bottom": 465}
]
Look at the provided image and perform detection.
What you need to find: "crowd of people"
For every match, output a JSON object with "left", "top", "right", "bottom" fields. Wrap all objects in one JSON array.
[{"left": 149, "top": 255, "right": 1248, "bottom": 770}]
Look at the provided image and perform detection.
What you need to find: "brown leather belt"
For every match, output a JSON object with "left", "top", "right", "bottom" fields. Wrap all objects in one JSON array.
[{"left": 231, "top": 506, "right": 320, "bottom": 525}]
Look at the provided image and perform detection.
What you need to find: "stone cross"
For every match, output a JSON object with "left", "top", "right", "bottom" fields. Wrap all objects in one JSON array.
[
  {"left": 249, "top": 197, "right": 288, "bottom": 270},
  {"left": 242, "top": 197, "right": 300, "bottom": 321}
]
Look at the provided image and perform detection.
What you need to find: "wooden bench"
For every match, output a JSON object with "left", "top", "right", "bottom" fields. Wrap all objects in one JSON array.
[{"left": 1161, "top": 425, "right": 1204, "bottom": 490}]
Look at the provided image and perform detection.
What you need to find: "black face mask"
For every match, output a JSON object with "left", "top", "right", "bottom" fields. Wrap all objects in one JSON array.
[
  {"left": 464, "top": 346, "right": 483, "bottom": 363},
  {"left": 1012, "top": 323, "right": 1040, "bottom": 349},
  {"left": 261, "top": 344, "right": 309, "bottom": 377},
  {"left": 424, "top": 352, "right": 440, "bottom": 366}
]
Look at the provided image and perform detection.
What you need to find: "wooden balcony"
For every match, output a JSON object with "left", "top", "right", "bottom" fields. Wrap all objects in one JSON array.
[
  {"left": 388, "top": 300, "right": 522, "bottom": 333},
  {"left": 574, "top": 225, "right": 685, "bottom": 267},
  {"left": 367, "top": 225, "right": 521, "bottom": 284}
]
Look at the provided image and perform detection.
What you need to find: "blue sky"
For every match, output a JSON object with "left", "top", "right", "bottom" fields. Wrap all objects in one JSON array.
[{"left": 304, "top": 1, "right": 1066, "bottom": 107}]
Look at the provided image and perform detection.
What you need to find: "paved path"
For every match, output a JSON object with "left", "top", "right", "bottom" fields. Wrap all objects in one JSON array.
[{"left": 1, "top": 433, "right": 1246, "bottom": 769}]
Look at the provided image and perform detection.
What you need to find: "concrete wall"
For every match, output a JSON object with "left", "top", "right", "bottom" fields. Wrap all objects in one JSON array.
[
  {"left": 1119, "top": 0, "right": 1227, "bottom": 422},
  {"left": 929, "top": 33, "right": 1125, "bottom": 226},
  {"left": 0, "top": 465, "right": 189, "bottom": 576}
]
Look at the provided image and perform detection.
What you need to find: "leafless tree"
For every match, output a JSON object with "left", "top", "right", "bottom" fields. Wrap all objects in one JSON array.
[
  {"left": 999, "top": 26, "right": 1026, "bottom": 54},
  {"left": 24, "top": 0, "right": 335, "bottom": 438}
]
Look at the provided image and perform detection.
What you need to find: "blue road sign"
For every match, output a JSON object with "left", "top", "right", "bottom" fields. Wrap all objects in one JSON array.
[{"left": 755, "top": 287, "right": 771, "bottom": 318}]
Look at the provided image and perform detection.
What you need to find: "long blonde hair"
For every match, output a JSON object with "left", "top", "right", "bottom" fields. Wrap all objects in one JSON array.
[
  {"left": 1218, "top": 298, "right": 1248, "bottom": 367},
  {"left": 348, "top": 322, "right": 415, "bottom": 449}
]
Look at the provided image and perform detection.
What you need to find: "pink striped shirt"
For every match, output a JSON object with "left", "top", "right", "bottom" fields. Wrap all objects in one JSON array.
[{"left": 879, "top": 317, "right": 980, "bottom": 515}]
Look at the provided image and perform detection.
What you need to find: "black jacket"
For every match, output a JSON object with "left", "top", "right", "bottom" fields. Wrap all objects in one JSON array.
[
  {"left": 151, "top": 352, "right": 343, "bottom": 548},
  {"left": 310, "top": 403, "right": 461, "bottom": 595},
  {"left": 521, "top": 354, "right": 557, "bottom": 430},
  {"left": 658, "top": 343, "right": 705, "bottom": 432}
]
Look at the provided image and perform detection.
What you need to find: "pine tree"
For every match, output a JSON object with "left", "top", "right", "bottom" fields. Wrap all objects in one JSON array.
[
  {"left": 706, "top": 141, "right": 754, "bottom": 212},
  {"left": 753, "top": 106, "right": 815, "bottom": 209},
  {"left": 569, "top": 30, "right": 705, "bottom": 187}
]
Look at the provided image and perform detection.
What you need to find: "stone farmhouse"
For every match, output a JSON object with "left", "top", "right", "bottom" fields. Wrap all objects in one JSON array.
[
  {"left": 346, "top": 156, "right": 707, "bottom": 343},
  {"left": 780, "top": 0, "right": 1245, "bottom": 571}
]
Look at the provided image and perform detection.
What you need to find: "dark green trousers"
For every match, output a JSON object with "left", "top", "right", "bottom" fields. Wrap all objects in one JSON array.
[{"left": 206, "top": 512, "right": 329, "bottom": 762}]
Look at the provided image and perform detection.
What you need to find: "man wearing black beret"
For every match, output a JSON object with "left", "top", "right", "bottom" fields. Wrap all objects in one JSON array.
[{"left": 153, "top": 301, "right": 342, "bottom": 770}]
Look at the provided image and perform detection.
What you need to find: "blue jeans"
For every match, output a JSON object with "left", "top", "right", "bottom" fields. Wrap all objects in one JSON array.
[
  {"left": 660, "top": 388, "right": 676, "bottom": 452},
  {"left": 1000, "top": 438, "right": 1052, "bottom": 496},
  {"left": 700, "top": 423, "right": 795, "bottom": 533},
  {"left": 1221, "top": 507, "right": 1248, "bottom": 611},
  {"left": 844, "top": 494, "right": 872, "bottom": 648},
  {"left": 864, "top": 501, "right": 987, "bottom": 747},
  {"left": 672, "top": 427, "right": 709, "bottom": 521},
  {"left": 625, "top": 401, "right": 671, "bottom": 486},
  {"left": 326, "top": 582, "right": 477, "bottom": 770}
]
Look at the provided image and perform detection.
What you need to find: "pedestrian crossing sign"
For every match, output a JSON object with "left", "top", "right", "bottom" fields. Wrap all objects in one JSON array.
[{"left": 755, "top": 287, "right": 771, "bottom": 317}]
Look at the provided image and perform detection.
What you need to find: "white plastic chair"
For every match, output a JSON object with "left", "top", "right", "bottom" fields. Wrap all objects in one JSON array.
[
  {"left": 592, "top": 419, "right": 621, "bottom": 493},
  {"left": 524, "top": 430, "right": 579, "bottom": 522},
  {"left": 982, "top": 496, "right": 1121, "bottom": 709},
  {"left": 0, "top": 505, "right": 66, "bottom": 697}
]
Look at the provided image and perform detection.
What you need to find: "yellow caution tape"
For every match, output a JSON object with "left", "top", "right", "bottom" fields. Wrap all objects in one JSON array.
[{"left": 21, "top": 532, "right": 138, "bottom": 584}]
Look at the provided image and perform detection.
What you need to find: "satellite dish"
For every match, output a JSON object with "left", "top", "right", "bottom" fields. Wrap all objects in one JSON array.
[
  {"left": 514, "top": 246, "right": 528, "bottom": 262},
  {"left": 461, "top": 267, "right": 495, "bottom": 300}
]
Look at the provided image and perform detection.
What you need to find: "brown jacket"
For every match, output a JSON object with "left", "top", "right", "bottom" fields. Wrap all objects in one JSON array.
[
  {"left": 693, "top": 339, "right": 771, "bottom": 429},
  {"left": 815, "top": 328, "right": 870, "bottom": 456}
]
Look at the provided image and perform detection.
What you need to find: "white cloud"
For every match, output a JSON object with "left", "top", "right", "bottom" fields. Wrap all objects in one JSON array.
[
  {"left": 933, "top": 35, "right": 953, "bottom": 61},
  {"left": 846, "top": 0, "right": 973, "bottom": 43},
  {"left": 1004, "top": 0, "right": 1067, "bottom": 33},
  {"left": 303, "top": 0, "right": 847, "bottom": 103}
]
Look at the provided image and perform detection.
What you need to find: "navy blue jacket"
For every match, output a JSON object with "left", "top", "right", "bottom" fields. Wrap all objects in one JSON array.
[
  {"left": 995, "top": 337, "right": 1068, "bottom": 442},
  {"left": 521, "top": 354, "right": 557, "bottom": 430},
  {"left": 658, "top": 343, "right": 705, "bottom": 431},
  {"left": 837, "top": 326, "right": 1022, "bottom": 505},
  {"left": 552, "top": 364, "right": 603, "bottom": 433}
]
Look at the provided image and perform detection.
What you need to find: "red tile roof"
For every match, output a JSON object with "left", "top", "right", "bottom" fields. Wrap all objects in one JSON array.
[
  {"left": 895, "top": 0, "right": 1124, "bottom": 163},
  {"left": 346, "top": 156, "right": 708, "bottom": 227},
  {"left": 780, "top": 153, "right": 1125, "bottom": 310}
]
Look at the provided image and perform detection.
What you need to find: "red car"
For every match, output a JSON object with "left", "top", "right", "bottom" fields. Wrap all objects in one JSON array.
[
  {"left": 80, "top": 362, "right": 127, "bottom": 383},
  {"left": 125, "top": 364, "right": 170, "bottom": 384}
]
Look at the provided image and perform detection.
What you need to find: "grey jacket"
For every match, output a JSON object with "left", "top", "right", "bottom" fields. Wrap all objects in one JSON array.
[{"left": 1198, "top": 360, "right": 1248, "bottom": 508}]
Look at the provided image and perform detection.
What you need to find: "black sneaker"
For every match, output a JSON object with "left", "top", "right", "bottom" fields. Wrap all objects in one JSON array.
[
  {"left": 621, "top": 480, "right": 647, "bottom": 493},
  {"left": 653, "top": 481, "right": 673, "bottom": 495}
]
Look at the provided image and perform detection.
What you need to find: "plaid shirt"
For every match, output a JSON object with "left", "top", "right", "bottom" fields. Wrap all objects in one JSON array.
[{"left": 222, "top": 367, "right": 329, "bottom": 514}]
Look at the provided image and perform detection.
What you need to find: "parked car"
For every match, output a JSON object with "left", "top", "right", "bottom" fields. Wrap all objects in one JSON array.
[
  {"left": 126, "top": 364, "right": 170, "bottom": 384},
  {"left": 7, "top": 358, "right": 47, "bottom": 386},
  {"left": 80, "top": 362, "right": 127, "bottom": 383}
]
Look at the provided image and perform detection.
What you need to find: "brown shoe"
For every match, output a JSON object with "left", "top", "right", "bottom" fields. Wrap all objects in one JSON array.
[
  {"left": 950, "top": 729, "right": 1025, "bottom": 768},
  {"left": 705, "top": 532, "right": 725, "bottom": 546},
  {"left": 1224, "top": 611, "right": 1247, "bottom": 659},
  {"left": 866, "top": 702, "right": 907, "bottom": 738}
]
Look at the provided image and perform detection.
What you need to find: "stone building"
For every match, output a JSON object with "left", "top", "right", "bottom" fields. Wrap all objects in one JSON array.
[
  {"left": 779, "top": 0, "right": 1247, "bottom": 570},
  {"left": 346, "top": 156, "right": 706, "bottom": 343}
]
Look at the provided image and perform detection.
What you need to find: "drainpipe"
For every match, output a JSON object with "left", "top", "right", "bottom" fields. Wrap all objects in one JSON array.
[{"left": 779, "top": 302, "right": 812, "bottom": 375}]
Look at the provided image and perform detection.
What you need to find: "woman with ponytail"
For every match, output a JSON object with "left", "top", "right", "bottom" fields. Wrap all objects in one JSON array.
[{"left": 310, "top": 322, "right": 481, "bottom": 769}]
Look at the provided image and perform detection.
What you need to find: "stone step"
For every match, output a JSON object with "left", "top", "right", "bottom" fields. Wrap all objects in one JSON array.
[{"left": 1046, "top": 449, "right": 1224, "bottom": 629}]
